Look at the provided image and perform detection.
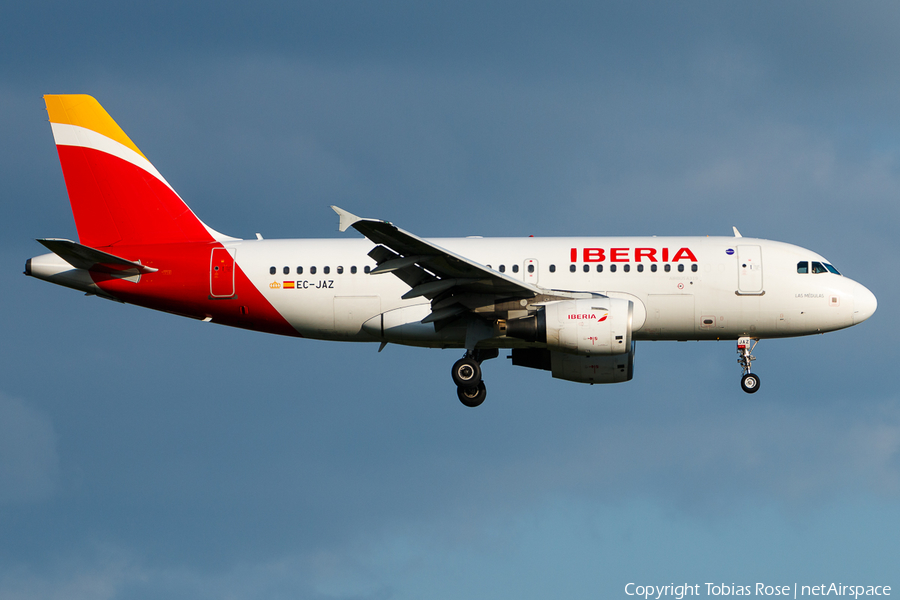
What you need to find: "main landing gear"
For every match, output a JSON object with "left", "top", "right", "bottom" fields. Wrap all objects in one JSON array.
[
  {"left": 737, "top": 337, "right": 760, "bottom": 394},
  {"left": 452, "top": 349, "right": 497, "bottom": 407}
]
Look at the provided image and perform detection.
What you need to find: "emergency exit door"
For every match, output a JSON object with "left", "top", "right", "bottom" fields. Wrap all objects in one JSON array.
[
  {"left": 736, "top": 245, "right": 763, "bottom": 294},
  {"left": 210, "top": 247, "right": 236, "bottom": 298}
]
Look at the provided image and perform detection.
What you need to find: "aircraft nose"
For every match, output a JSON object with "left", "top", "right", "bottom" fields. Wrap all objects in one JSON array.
[{"left": 853, "top": 283, "right": 877, "bottom": 324}]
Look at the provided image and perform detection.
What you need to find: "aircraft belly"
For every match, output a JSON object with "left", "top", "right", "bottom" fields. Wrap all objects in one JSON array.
[
  {"left": 362, "top": 304, "right": 467, "bottom": 347},
  {"left": 645, "top": 294, "right": 695, "bottom": 339},
  {"left": 333, "top": 296, "right": 382, "bottom": 340}
]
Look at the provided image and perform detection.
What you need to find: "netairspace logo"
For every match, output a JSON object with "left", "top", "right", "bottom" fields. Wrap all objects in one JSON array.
[{"left": 624, "top": 583, "right": 892, "bottom": 600}]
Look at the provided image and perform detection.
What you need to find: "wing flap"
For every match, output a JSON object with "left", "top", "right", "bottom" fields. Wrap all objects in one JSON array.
[
  {"left": 330, "top": 207, "right": 605, "bottom": 335},
  {"left": 370, "top": 255, "right": 431, "bottom": 275},
  {"left": 331, "top": 206, "right": 542, "bottom": 299}
]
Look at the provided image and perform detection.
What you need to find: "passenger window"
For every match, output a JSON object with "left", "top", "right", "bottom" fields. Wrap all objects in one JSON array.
[
  {"left": 512, "top": 265, "right": 519, "bottom": 273},
  {"left": 351, "top": 266, "right": 357, "bottom": 274},
  {"left": 528, "top": 264, "right": 535, "bottom": 273},
  {"left": 324, "top": 266, "right": 330, "bottom": 274},
  {"left": 623, "top": 264, "right": 630, "bottom": 272},
  {"left": 297, "top": 266, "right": 303, "bottom": 275},
  {"left": 364, "top": 266, "right": 371, "bottom": 274},
  {"left": 678, "top": 264, "right": 685, "bottom": 272},
  {"left": 569, "top": 265, "right": 576, "bottom": 273},
  {"left": 337, "top": 266, "right": 344, "bottom": 274},
  {"left": 549, "top": 264, "right": 556, "bottom": 273},
  {"left": 811, "top": 261, "right": 828, "bottom": 274},
  {"left": 310, "top": 266, "right": 317, "bottom": 275},
  {"left": 797, "top": 261, "right": 808, "bottom": 274},
  {"left": 664, "top": 264, "right": 671, "bottom": 272},
  {"left": 583, "top": 264, "right": 590, "bottom": 273},
  {"left": 610, "top": 264, "right": 617, "bottom": 273},
  {"left": 283, "top": 266, "right": 290, "bottom": 275},
  {"left": 596, "top": 264, "right": 603, "bottom": 273},
  {"left": 499, "top": 265, "right": 505, "bottom": 273},
  {"left": 269, "top": 266, "right": 276, "bottom": 275},
  {"left": 637, "top": 264, "right": 644, "bottom": 272},
  {"left": 691, "top": 264, "right": 698, "bottom": 272}
]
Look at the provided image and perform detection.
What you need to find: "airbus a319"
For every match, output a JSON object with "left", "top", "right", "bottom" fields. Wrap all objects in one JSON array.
[{"left": 26, "top": 95, "right": 877, "bottom": 406}]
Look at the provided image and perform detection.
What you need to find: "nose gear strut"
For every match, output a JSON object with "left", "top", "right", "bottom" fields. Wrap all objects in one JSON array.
[{"left": 737, "top": 337, "right": 760, "bottom": 393}]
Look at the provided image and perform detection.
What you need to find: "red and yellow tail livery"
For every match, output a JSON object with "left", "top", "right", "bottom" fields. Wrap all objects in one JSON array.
[
  {"left": 45, "top": 94, "right": 227, "bottom": 247},
  {"left": 33, "top": 95, "right": 296, "bottom": 337}
]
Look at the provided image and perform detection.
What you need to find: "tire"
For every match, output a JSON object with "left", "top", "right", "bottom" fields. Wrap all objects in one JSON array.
[
  {"left": 457, "top": 382, "right": 487, "bottom": 408},
  {"left": 451, "top": 358, "right": 482, "bottom": 387},
  {"left": 741, "top": 373, "right": 760, "bottom": 394}
]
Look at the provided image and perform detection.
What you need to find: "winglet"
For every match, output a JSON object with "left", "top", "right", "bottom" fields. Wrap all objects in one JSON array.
[
  {"left": 732, "top": 226, "right": 743, "bottom": 238},
  {"left": 331, "top": 206, "right": 362, "bottom": 233}
]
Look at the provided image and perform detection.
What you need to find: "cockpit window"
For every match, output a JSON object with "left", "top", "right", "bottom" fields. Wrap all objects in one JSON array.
[
  {"left": 824, "top": 263, "right": 841, "bottom": 275},
  {"left": 811, "top": 261, "right": 828, "bottom": 274},
  {"left": 797, "top": 261, "right": 808, "bottom": 274}
]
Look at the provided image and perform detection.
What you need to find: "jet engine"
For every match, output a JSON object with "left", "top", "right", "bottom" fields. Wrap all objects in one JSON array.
[{"left": 503, "top": 298, "right": 633, "bottom": 356}]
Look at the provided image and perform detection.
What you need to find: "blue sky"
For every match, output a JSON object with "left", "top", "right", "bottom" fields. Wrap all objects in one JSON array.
[{"left": 1, "top": 2, "right": 898, "bottom": 598}]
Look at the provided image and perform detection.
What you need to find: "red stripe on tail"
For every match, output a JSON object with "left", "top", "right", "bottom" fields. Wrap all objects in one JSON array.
[{"left": 55, "top": 146, "right": 214, "bottom": 248}]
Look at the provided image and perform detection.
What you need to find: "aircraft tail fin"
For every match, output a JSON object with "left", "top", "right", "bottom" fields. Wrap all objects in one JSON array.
[{"left": 44, "top": 94, "right": 235, "bottom": 248}]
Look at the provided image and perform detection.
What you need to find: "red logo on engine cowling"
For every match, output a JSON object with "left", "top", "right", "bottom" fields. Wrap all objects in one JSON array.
[{"left": 569, "top": 313, "right": 608, "bottom": 321}]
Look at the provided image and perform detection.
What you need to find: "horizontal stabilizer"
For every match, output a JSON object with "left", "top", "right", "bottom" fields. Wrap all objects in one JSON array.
[{"left": 36, "top": 238, "right": 158, "bottom": 274}]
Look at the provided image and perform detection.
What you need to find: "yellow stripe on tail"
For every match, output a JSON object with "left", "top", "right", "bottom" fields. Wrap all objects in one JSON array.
[{"left": 44, "top": 94, "right": 147, "bottom": 160}]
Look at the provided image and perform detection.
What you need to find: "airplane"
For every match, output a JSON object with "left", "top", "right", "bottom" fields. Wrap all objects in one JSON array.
[{"left": 26, "top": 95, "right": 878, "bottom": 406}]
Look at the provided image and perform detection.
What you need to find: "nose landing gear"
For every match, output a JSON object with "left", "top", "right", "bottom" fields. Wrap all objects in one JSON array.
[
  {"left": 451, "top": 349, "right": 497, "bottom": 407},
  {"left": 737, "top": 337, "right": 760, "bottom": 394}
]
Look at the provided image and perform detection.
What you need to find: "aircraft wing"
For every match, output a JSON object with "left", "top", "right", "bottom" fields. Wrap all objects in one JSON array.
[{"left": 332, "top": 206, "right": 542, "bottom": 323}]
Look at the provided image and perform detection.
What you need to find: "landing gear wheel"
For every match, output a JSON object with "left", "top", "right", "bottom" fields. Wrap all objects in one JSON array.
[
  {"left": 451, "top": 357, "right": 482, "bottom": 388},
  {"left": 457, "top": 382, "right": 487, "bottom": 407},
  {"left": 741, "top": 373, "right": 760, "bottom": 394},
  {"left": 736, "top": 337, "right": 760, "bottom": 394}
]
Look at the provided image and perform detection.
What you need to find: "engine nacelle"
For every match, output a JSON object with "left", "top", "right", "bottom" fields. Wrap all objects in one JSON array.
[
  {"left": 510, "top": 345, "right": 635, "bottom": 384},
  {"left": 505, "top": 298, "right": 633, "bottom": 356}
]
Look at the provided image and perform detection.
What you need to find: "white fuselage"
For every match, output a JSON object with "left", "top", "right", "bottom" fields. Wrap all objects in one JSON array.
[{"left": 230, "top": 235, "right": 875, "bottom": 347}]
